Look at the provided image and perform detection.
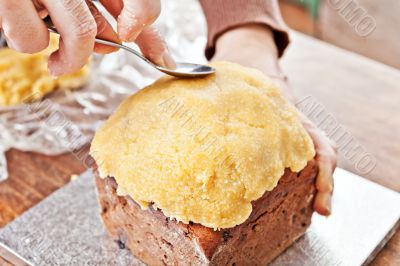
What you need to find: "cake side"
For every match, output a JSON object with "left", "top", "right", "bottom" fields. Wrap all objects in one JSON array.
[
  {"left": 209, "top": 159, "right": 317, "bottom": 265},
  {"left": 95, "top": 159, "right": 317, "bottom": 266},
  {"left": 95, "top": 172, "right": 211, "bottom": 265}
]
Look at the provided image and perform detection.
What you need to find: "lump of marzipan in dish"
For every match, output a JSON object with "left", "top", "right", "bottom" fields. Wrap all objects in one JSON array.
[
  {"left": 0, "top": 34, "right": 89, "bottom": 106},
  {"left": 90, "top": 62, "right": 315, "bottom": 230}
]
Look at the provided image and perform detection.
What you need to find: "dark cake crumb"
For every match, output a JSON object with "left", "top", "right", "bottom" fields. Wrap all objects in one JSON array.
[
  {"left": 115, "top": 239, "right": 126, "bottom": 249},
  {"left": 223, "top": 231, "right": 232, "bottom": 242}
]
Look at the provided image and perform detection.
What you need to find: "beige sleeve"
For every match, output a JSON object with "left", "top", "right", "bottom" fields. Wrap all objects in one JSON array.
[{"left": 199, "top": 0, "right": 290, "bottom": 59}]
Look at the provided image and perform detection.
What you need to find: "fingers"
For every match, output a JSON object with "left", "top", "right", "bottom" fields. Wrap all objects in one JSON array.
[
  {"left": 85, "top": 0, "right": 120, "bottom": 54},
  {"left": 117, "top": 0, "right": 161, "bottom": 42},
  {"left": 0, "top": 0, "right": 49, "bottom": 53},
  {"left": 99, "top": 0, "right": 175, "bottom": 68},
  {"left": 312, "top": 129, "right": 336, "bottom": 216},
  {"left": 41, "top": 0, "right": 97, "bottom": 76},
  {"left": 135, "top": 27, "right": 176, "bottom": 68},
  {"left": 314, "top": 192, "right": 332, "bottom": 216},
  {"left": 314, "top": 156, "right": 334, "bottom": 216},
  {"left": 301, "top": 113, "right": 336, "bottom": 216},
  {"left": 315, "top": 155, "right": 335, "bottom": 193},
  {"left": 313, "top": 130, "right": 336, "bottom": 194}
]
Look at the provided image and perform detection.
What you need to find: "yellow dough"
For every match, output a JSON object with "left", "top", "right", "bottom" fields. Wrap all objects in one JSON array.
[
  {"left": 90, "top": 62, "right": 315, "bottom": 229},
  {"left": 0, "top": 34, "right": 89, "bottom": 106}
]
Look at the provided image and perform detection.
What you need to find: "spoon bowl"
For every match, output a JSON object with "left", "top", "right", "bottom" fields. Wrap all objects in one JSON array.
[{"left": 157, "top": 63, "right": 216, "bottom": 78}]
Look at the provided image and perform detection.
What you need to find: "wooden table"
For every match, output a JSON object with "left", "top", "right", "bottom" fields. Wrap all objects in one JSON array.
[{"left": 0, "top": 32, "right": 399, "bottom": 265}]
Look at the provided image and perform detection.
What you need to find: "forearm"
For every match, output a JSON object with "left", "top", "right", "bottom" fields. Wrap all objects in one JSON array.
[
  {"left": 214, "top": 24, "right": 281, "bottom": 77},
  {"left": 212, "top": 24, "right": 294, "bottom": 102},
  {"left": 199, "top": 0, "right": 290, "bottom": 59},
  {"left": 200, "top": 0, "right": 292, "bottom": 99}
]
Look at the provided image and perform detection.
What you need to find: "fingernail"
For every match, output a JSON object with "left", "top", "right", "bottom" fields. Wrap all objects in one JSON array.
[
  {"left": 161, "top": 51, "right": 176, "bottom": 69},
  {"left": 325, "top": 205, "right": 331, "bottom": 216},
  {"left": 324, "top": 194, "right": 332, "bottom": 216}
]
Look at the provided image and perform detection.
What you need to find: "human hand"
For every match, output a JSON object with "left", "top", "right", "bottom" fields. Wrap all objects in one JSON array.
[
  {"left": 299, "top": 113, "right": 336, "bottom": 215},
  {"left": 212, "top": 24, "right": 336, "bottom": 215},
  {"left": 0, "top": 0, "right": 175, "bottom": 76}
]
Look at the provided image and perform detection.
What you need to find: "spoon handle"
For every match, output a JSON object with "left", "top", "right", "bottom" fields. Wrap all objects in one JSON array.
[{"left": 91, "top": 38, "right": 154, "bottom": 67}]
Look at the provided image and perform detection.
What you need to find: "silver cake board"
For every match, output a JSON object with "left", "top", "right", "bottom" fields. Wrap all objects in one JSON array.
[{"left": 0, "top": 168, "right": 399, "bottom": 266}]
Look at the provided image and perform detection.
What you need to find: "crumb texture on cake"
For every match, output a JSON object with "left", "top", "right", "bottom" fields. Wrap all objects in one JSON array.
[{"left": 90, "top": 61, "right": 315, "bottom": 229}]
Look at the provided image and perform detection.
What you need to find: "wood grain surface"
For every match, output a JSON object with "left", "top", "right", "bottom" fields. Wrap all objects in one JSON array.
[
  {"left": 0, "top": 258, "right": 12, "bottom": 266},
  {"left": 0, "top": 32, "right": 399, "bottom": 265},
  {"left": 0, "top": 148, "right": 88, "bottom": 228}
]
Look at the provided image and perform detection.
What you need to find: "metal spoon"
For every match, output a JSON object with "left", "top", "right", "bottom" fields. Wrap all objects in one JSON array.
[{"left": 47, "top": 27, "right": 215, "bottom": 78}]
